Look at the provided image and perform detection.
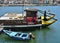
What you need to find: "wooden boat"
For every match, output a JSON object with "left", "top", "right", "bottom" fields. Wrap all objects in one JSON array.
[
  {"left": 3, "top": 30, "right": 31, "bottom": 40},
  {"left": 0, "top": 9, "right": 57, "bottom": 28}
]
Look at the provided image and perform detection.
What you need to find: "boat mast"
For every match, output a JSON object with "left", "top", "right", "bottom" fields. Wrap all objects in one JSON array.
[{"left": 44, "top": 11, "right": 47, "bottom": 21}]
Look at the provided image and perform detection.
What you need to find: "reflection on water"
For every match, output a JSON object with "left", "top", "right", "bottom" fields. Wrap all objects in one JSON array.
[
  {"left": 35, "top": 27, "right": 51, "bottom": 43},
  {"left": 41, "top": 28, "right": 50, "bottom": 43}
]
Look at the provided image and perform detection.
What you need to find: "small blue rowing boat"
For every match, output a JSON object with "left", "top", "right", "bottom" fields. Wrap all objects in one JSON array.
[{"left": 3, "top": 30, "right": 31, "bottom": 40}]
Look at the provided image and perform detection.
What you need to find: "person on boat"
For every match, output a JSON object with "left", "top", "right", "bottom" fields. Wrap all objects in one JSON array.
[{"left": 29, "top": 33, "right": 35, "bottom": 39}]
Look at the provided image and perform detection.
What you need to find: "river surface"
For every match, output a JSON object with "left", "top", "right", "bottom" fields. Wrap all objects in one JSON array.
[{"left": 0, "top": 6, "right": 60, "bottom": 43}]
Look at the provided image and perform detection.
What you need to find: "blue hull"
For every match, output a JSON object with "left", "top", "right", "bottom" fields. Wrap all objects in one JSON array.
[
  {"left": 3, "top": 30, "right": 31, "bottom": 40},
  {"left": 11, "top": 36, "right": 30, "bottom": 40}
]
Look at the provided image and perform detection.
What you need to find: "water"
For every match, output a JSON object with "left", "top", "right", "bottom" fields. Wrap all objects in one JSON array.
[{"left": 0, "top": 6, "right": 60, "bottom": 43}]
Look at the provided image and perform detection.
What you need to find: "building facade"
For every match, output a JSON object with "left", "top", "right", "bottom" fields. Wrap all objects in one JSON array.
[
  {"left": 3, "top": 0, "right": 30, "bottom": 4},
  {"left": 0, "top": 0, "right": 60, "bottom": 5}
]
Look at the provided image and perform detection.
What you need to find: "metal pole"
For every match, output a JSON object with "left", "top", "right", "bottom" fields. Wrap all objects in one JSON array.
[{"left": 44, "top": 11, "right": 46, "bottom": 20}]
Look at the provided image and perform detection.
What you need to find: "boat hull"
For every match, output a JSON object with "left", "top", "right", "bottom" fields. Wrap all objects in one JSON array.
[
  {"left": 11, "top": 36, "right": 30, "bottom": 40},
  {"left": 3, "top": 30, "right": 31, "bottom": 40}
]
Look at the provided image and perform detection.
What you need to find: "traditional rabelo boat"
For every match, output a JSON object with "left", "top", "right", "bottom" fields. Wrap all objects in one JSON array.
[{"left": 0, "top": 8, "right": 57, "bottom": 28}]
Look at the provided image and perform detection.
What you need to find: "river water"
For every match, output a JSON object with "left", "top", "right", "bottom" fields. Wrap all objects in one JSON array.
[{"left": 0, "top": 6, "right": 60, "bottom": 43}]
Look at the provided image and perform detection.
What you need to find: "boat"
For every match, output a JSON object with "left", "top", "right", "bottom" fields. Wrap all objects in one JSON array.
[
  {"left": 0, "top": 8, "right": 57, "bottom": 28},
  {"left": 3, "top": 30, "right": 32, "bottom": 40}
]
